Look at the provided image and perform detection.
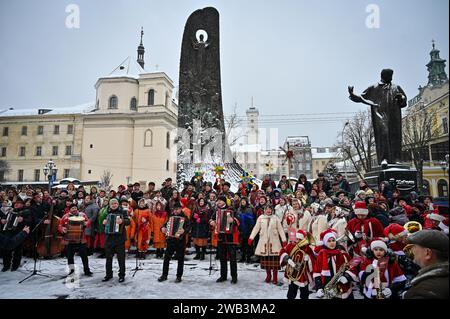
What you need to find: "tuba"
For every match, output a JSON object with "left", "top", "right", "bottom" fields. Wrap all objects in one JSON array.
[
  {"left": 404, "top": 221, "right": 422, "bottom": 235},
  {"left": 285, "top": 235, "right": 311, "bottom": 282}
]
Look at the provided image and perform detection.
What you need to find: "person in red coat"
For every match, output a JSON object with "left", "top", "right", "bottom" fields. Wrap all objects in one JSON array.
[
  {"left": 346, "top": 201, "right": 384, "bottom": 257},
  {"left": 359, "top": 238, "right": 407, "bottom": 299},
  {"left": 313, "top": 229, "right": 355, "bottom": 299},
  {"left": 58, "top": 203, "right": 93, "bottom": 276},
  {"left": 279, "top": 229, "right": 315, "bottom": 299}
]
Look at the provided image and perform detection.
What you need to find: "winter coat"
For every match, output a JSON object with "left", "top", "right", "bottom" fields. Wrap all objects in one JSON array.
[
  {"left": 404, "top": 262, "right": 449, "bottom": 299},
  {"left": 84, "top": 202, "right": 99, "bottom": 237},
  {"left": 311, "top": 214, "right": 328, "bottom": 243},
  {"left": 250, "top": 214, "right": 286, "bottom": 256},
  {"left": 274, "top": 204, "right": 291, "bottom": 223},
  {"left": 294, "top": 180, "right": 312, "bottom": 195},
  {"left": 132, "top": 208, "right": 151, "bottom": 241},
  {"left": 97, "top": 206, "right": 108, "bottom": 233},
  {"left": 236, "top": 206, "right": 255, "bottom": 238},
  {"left": 191, "top": 206, "right": 211, "bottom": 239},
  {"left": 104, "top": 207, "right": 131, "bottom": 248},
  {"left": 151, "top": 210, "right": 168, "bottom": 248}
]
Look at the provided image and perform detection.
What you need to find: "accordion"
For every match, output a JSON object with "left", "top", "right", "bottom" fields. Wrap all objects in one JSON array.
[
  {"left": 3, "top": 212, "right": 20, "bottom": 231},
  {"left": 105, "top": 214, "right": 121, "bottom": 234},
  {"left": 215, "top": 209, "right": 233, "bottom": 234},
  {"left": 166, "top": 216, "right": 185, "bottom": 238},
  {"left": 65, "top": 216, "right": 85, "bottom": 244}
]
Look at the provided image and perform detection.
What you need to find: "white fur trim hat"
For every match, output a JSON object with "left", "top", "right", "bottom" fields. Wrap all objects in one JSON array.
[{"left": 370, "top": 239, "right": 388, "bottom": 251}]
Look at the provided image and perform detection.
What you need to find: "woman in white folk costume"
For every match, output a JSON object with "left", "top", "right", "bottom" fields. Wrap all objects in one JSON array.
[
  {"left": 279, "top": 229, "right": 315, "bottom": 299},
  {"left": 310, "top": 201, "right": 330, "bottom": 244},
  {"left": 274, "top": 197, "right": 291, "bottom": 224},
  {"left": 249, "top": 205, "right": 287, "bottom": 285}
]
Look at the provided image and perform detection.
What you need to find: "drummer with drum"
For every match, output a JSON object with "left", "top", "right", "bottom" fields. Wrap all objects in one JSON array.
[{"left": 58, "top": 203, "right": 93, "bottom": 277}]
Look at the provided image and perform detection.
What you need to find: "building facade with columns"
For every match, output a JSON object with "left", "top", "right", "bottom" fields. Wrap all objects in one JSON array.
[
  {"left": 0, "top": 31, "right": 178, "bottom": 189},
  {"left": 404, "top": 41, "right": 449, "bottom": 197}
]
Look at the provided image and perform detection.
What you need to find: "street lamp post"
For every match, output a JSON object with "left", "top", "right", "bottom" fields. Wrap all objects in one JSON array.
[
  {"left": 342, "top": 122, "right": 349, "bottom": 179},
  {"left": 43, "top": 160, "right": 58, "bottom": 194}
]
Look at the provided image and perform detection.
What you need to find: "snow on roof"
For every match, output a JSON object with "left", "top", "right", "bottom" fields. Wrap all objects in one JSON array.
[
  {"left": 0, "top": 102, "right": 96, "bottom": 117},
  {"left": 100, "top": 56, "right": 146, "bottom": 80}
]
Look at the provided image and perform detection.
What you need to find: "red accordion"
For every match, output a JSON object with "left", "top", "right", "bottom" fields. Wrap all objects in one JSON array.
[{"left": 215, "top": 209, "right": 233, "bottom": 234}]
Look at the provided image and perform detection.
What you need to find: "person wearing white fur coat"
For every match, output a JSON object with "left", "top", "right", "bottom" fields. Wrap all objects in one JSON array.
[
  {"left": 311, "top": 202, "right": 346, "bottom": 244},
  {"left": 282, "top": 199, "right": 311, "bottom": 238},
  {"left": 249, "top": 205, "right": 287, "bottom": 285}
]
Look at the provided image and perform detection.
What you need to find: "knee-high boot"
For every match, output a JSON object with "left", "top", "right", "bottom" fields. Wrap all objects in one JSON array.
[{"left": 265, "top": 269, "right": 272, "bottom": 283}]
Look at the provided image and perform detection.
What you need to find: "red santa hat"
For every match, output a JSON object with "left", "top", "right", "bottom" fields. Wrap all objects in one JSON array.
[
  {"left": 384, "top": 223, "right": 408, "bottom": 238},
  {"left": 353, "top": 201, "right": 368, "bottom": 216},
  {"left": 317, "top": 228, "right": 337, "bottom": 246},
  {"left": 369, "top": 237, "right": 388, "bottom": 252},
  {"left": 296, "top": 229, "right": 307, "bottom": 240}
]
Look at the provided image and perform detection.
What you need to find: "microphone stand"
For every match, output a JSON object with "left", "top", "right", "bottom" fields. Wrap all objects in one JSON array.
[
  {"left": 19, "top": 216, "right": 52, "bottom": 284},
  {"left": 130, "top": 223, "right": 144, "bottom": 277}
]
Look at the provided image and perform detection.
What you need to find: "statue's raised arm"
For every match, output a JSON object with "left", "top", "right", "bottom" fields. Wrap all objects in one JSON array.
[{"left": 348, "top": 85, "right": 379, "bottom": 108}]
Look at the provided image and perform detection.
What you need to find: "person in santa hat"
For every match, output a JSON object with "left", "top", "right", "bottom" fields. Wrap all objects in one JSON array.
[
  {"left": 279, "top": 229, "right": 315, "bottom": 299},
  {"left": 313, "top": 229, "right": 357, "bottom": 299},
  {"left": 346, "top": 201, "right": 384, "bottom": 257},
  {"left": 359, "top": 238, "right": 407, "bottom": 299},
  {"left": 424, "top": 212, "right": 449, "bottom": 235},
  {"left": 384, "top": 223, "right": 420, "bottom": 279},
  {"left": 249, "top": 205, "right": 287, "bottom": 285}
]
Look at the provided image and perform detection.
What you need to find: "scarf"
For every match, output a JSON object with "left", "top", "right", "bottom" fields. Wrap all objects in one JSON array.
[
  {"left": 154, "top": 210, "right": 167, "bottom": 219},
  {"left": 316, "top": 248, "right": 342, "bottom": 278}
]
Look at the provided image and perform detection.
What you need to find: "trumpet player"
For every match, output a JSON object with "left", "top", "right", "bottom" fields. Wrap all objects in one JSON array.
[
  {"left": 279, "top": 229, "right": 315, "bottom": 299},
  {"left": 359, "top": 238, "right": 406, "bottom": 299}
]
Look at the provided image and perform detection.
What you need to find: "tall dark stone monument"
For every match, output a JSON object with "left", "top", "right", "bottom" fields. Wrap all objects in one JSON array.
[
  {"left": 178, "top": 7, "right": 225, "bottom": 139},
  {"left": 176, "top": 7, "right": 252, "bottom": 190}
]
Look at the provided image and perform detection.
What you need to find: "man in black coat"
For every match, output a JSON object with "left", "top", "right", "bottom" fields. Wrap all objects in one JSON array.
[
  {"left": 158, "top": 202, "right": 191, "bottom": 283},
  {"left": 1, "top": 198, "right": 32, "bottom": 271},
  {"left": 209, "top": 196, "right": 240, "bottom": 284},
  {"left": 130, "top": 182, "right": 144, "bottom": 203},
  {"left": 102, "top": 198, "right": 130, "bottom": 283},
  {"left": 161, "top": 178, "right": 176, "bottom": 202},
  {"left": 404, "top": 230, "right": 449, "bottom": 299},
  {"left": 30, "top": 192, "right": 51, "bottom": 228}
]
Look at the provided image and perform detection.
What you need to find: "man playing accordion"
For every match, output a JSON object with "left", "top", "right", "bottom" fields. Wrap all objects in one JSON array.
[{"left": 158, "top": 201, "right": 191, "bottom": 283}]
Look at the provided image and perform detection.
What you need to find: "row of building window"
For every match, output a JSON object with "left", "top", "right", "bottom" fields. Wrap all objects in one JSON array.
[
  {"left": 107, "top": 89, "right": 170, "bottom": 110},
  {"left": 0, "top": 169, "right": 71, "bottom": 183},
  {"left": 0, "top": 145, "right": 72, "bottom": 157},
  {"left": 1, "top": 125, "right": 74, "bottom": 137}
]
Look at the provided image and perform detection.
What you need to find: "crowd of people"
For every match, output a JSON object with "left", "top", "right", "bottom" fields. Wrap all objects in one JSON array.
[{"left": 0, "top": 171, "right": 448, "bottom": 299}]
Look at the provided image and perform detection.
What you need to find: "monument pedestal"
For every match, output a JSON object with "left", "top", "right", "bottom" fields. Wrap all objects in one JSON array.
[{"left": 364, "top": 163, "right": 418, "bottom": 196}]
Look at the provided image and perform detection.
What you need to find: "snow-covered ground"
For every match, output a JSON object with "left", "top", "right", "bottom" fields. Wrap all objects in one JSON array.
[{"left": 0, "top": 250, "right": 362, "bottom": 299}]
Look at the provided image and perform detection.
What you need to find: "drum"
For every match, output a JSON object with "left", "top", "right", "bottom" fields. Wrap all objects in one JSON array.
[{"left": 65, "top": 216, "right": 85, "bottom": 244}]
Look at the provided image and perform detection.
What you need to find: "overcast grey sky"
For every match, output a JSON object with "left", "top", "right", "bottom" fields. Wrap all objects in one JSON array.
[{"left": 0, "top": 0, "right": 448, "bottom": 147}]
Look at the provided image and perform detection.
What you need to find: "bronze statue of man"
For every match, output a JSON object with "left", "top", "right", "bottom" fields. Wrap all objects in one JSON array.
[{"left": 348, "top": 69, "right": 407, "bottom": 164}]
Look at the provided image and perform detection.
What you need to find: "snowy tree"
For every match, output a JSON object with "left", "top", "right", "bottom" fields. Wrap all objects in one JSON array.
[{"left": 99, "top": 170, "right": 113, "bottom": 191}]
